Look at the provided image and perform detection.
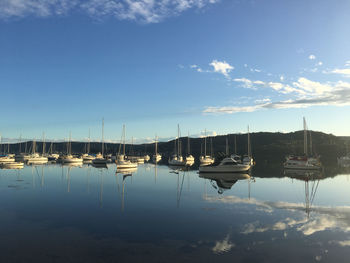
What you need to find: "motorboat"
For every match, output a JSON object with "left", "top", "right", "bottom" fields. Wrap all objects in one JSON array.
[
  {"left": 199, "top": 157, "right": 251, "bottom": 173},
  {"left": 230, "top": 154, "right": 242, "bottom": 163}
]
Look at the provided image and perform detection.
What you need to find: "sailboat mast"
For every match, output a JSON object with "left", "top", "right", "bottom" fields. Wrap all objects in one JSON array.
[
  {"left": 42, "top": 132, "right": 45, "bottom": 155},
  {"left": 155, "top": 135, "right": 158, "bottom": 156},
  {"left": 234, "top": 135, "right": 237, "bottom": 154},
  {"left": 101, "top": 118, "right": 104, "bottom": 156},
  {"left": 247, "top": 126, "right": 251, "bottom": 157},
  {"left": 19, "top": 134, "right": 22, "bottom": 153},
  {"left": 177, "top": 124, "right": 180, "bottom": 158},
  {"left": 123, "top": 125, "right": 126, "bottom": 156},
  {"left": 309, "top": 130, "right": 313, "bottom": 156},
  {"left": 69, "top": 132, "right": 72, "bottom": 155},
  {"left": 303, "top": 117, "right": 308, "bottom": 156},
  {"left": 187, "top": 132, "right": 190, "bottom": 155},
  {"left": 204, "top": 129, "right": 207, "bottom": 156},
  {"left": 88, "top": 128, "right": 91, "bottom": 154},
  {"left": 226, "top": 136, "right": 229, "bottom": 156}
]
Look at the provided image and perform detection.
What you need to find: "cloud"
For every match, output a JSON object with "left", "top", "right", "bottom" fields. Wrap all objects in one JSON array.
[
  {"left": 204, "top": 78, "right": 350, "bottom": 114},
  {"left": 205, "top": 194, "right": 350, "bottom": 237},
  {"left": 309, "top": 54, "right": 316, "bottom": 60},
  {"left": 330, "top": 68, "right": 350, "bottom": 76},
  {"left": 0, "top": 0, "right": 220, "bottom": 23},
  {"left": 210, "top": 60, "right": 234, "bottom": 77},
  {"left": 331, "top": 240, "right": 350, "bottom": 247},
  {"left": 345, "top": 61, "right": 350, "bottom": 67},
  {"left": 212, "top": 233, "right": 235, "bottom": 254}
]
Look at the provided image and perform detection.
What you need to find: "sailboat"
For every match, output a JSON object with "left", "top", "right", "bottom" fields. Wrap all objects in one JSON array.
[
  {"left": 93, "top": 118, "right": 108, "bottom": 165},
  {"left": 0, "top": 134, "right": 15, "bottom": 164},
  {"left": 47, "top": 142, "right": 59, "bottom": 161},
  {"left": 61, "top": 133, "right": 83, "bottom": 164},
  {"left": 242, "top": 126, "right": 254, "bottom": 166},
  {"left": 82, "top": 129, "right": 95, "bottom": 162},
  {"left": 115, "top": 125, "right": 137, "bottom": 169},
  {"left": 27, "top": 139, "right": 48, "bottom": 164},
  {"left": 199, "top": 129, "right": 215, "bottom": 166},
  {"left": 168, "top": 125, "right": 186, "bottom": 166},
  {"left": 284, "top": 117, "right": 322, "bottom": 170},
  {"left": 152, "top": 135, "right": 162, "bottom": 163},
  {"left": 185, "top": 133, "right": 194, "bottom": 166}
]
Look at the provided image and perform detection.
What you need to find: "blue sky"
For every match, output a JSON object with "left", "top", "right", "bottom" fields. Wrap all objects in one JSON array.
[{"left": 1, "top": 0, "right": 350, "bottom": 142}]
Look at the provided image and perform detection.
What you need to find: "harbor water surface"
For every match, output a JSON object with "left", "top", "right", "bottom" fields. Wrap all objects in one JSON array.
[{"left": 1, "top": 163, "right": 350, "bottom": 262}]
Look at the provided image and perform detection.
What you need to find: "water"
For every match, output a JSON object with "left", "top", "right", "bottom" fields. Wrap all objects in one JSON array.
[{"left": 1, "top": 163, "right": 350, "bottom": 262}]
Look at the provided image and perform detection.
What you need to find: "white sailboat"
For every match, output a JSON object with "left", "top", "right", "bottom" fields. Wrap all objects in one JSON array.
[
  {"left": 82, "top": 129, "right": 95, "bottom": 162},
  {"left": 243, "top": 126, "right": 254, "bottom": 166},
  {"left": 93, "top": 118, "right": 108, "bottom": 165},
  {"left": 200, "top": 129, "right": 215, "bottom": 166},
  {"left": 0, "top": 134, "right": 15, "bottom": 163},
  {"left": 152, "top": 135, "right": 162, "bottom": 163},
  {"left": 168, "top": 125, "right": 186, "bottom": 166},
  {"left": 62, "top": 133, "right": 83, "bottom": 164},
  {"left": 115, "top": 125, "right": 137, "bottom": 169},
  {"left": 27, "top": 139, "right": 48, "bottom": 164},
  {"left": 185, "top": 133, "right": 194, "bottom": 166},
  {"left": 284, "top": 117, "right": 322, "bottom": 170}
]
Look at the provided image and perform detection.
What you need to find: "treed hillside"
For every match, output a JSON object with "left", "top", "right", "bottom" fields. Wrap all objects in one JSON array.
[{"left": 1, "top": 131, "right": 348, "bottom": 167}]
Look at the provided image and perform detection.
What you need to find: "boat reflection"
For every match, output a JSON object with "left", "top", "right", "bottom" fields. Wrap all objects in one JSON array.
[
  {"left": 115, "top": 168, "right": 136, "bottom": 212},
  {"left": 116, "top": 167, "right": 137, "bottom": 174},
  {"left": 91, "top": 163, "right": 108, "bottom": 169},
  {"left": 199, "top": 172, "right": 251, "bottom": 194},
  {"left": 169, "top": 164, "right": 189, "bottom": 173},
  {"left": 284, "top": 169, "right": 323, "bottom": 217}
]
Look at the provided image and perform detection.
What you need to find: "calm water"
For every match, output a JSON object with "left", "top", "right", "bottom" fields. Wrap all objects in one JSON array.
[{"left": 1, "top": 163, "right": 350, "bottom": 262}]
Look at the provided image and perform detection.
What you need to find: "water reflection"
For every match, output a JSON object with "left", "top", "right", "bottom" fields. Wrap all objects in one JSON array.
[
  {"left": 199, "top": 172, "right": 251, "bottom": 195},
  {"left": 1, "top": 163, "right": 350, "bottom": 262}
]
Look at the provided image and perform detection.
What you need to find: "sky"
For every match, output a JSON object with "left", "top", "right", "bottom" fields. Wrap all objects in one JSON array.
[{"left": 1, "top": 0, "right": 350, "bottom": 142}]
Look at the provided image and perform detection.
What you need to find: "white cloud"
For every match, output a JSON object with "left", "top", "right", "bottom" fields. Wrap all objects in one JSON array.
[
  {"left": 345, "top": 61, "right": 350, "bottom": 67},
  {"left": 212, "top": 234, "right": 235, "bottom": 254},
  {"left": 318, "top": 61, "right": 323, "bottom": 66},
  {"left": 330, "top": 68, "right": 350, "bottom": 76},
  {"left": 309, "top": 54, "right": 316, "bottom": 60},
  {"left": 205, "top": 78, "right": 350, "bottom": 114},
  {"left": 210, "top": 60, "right": 234, "bottom": 77},
  {"left": 0, "top": 0, "right": 221, "bottom": 23},
  {"left": 332, "top": 240, "right": 350, "bottom": 247}
]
